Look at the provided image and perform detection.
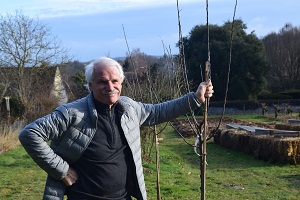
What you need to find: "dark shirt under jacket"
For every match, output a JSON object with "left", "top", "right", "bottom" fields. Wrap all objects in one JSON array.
[{"left": 66, "top": 98, "right": 132, "bottom": 200}]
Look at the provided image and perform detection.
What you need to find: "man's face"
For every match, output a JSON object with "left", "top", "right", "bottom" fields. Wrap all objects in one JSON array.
[{"left": 89, "top": 64, "right": 122, "bottom": 107}]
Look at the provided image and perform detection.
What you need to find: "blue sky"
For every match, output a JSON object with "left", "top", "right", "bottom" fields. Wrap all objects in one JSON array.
[{"left": 1, "top": 0, "right": 299, "bottom": 62}]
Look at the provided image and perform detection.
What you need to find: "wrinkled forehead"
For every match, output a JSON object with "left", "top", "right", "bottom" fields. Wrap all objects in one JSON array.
[{"left": 93, "top": 64, "right": 121, "bottom": 79}]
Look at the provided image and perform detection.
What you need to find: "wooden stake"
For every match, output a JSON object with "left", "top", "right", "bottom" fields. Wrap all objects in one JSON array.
[{"left": 155, "top": 126, "right": 161, "bottom": 200}]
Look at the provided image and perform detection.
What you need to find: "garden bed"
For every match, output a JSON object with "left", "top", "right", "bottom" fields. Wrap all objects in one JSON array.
[
  {"left": 213, "top": 129, "right": 300, "bottom": 164},
  {"left": 171, "top": 117, "right": 300, "bottom": 164}
]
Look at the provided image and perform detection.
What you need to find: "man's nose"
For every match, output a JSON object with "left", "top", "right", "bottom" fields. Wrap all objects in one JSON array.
[{"left": 107, "top": 82, "right": 114, "bottom": 91}]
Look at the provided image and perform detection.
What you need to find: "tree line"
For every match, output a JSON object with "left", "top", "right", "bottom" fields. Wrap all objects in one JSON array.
[{"left": 182, "top": 19, "right": 300, "bottom": 101}]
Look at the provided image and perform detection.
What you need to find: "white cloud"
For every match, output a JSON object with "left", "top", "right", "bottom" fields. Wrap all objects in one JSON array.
[{"left": 1, "top": 0, "right": 203, "bottom": 18}]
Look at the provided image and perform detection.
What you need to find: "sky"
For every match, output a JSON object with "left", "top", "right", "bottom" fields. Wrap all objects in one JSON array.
[{"left": 0, "top": 0, "right": 299, "bottom": 62}]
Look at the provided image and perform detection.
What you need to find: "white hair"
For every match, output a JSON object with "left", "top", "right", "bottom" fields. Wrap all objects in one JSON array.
[{"left": 85, "top": 57, "right": 125, "bottom": 91}]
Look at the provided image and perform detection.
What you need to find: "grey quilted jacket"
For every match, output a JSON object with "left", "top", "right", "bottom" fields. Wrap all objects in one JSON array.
[{"left": 19, "top": 92, "right": 201, "bottom": 200}]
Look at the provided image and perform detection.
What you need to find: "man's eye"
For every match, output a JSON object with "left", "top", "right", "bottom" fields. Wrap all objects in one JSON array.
[{"left": 98, "top": 81, "right": 106, "bottom": 84}]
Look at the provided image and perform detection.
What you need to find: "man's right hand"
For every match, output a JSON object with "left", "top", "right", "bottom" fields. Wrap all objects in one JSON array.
[
  {"left": 195, "top": 79, "right": 214, "bottom": 103},
  {"left": 62, "top": 167, "right": 78, "bottom": 186}
]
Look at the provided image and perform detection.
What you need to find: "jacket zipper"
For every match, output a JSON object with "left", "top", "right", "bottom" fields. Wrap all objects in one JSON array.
[{"left": 108, "top": 108, "right": 116, "bottom": 148}]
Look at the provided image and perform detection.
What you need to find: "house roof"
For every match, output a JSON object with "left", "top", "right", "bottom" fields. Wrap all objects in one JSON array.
[{"left": 0, "top": 66, "right": 58, "bottom": 95}]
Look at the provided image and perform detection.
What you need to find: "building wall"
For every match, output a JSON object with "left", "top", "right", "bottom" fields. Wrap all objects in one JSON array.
[{"left": 51, "top": 67, "right": 68, "bottom": 105}]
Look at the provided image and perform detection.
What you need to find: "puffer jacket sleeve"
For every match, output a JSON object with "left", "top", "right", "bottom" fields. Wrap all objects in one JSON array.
[
  {"left": 136, "top": 92, "right": 201, "bottom": 126},
  {"left": 19, "top": 107, "right": 70, "bottom": 180}
]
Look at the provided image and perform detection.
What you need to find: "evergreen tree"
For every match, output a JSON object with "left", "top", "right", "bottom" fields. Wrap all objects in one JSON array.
[{"left": 181, "top": 19, "right": 269, "bottom": 100}]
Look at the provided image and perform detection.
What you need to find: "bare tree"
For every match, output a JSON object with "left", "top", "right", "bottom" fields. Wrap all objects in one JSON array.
[
  {"left": 0, "top": 70, "right": 10, "bottom": 101},
  {"left": 0, "top": 11, "right": 69, "bottom": 106},
  {"left": 263, "top": 23, "right": 300, "bottom": 91}
]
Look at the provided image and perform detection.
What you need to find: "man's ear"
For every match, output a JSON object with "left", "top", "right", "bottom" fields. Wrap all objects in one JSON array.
[{"left": 88, "top": 82, "right": 93, "bottom": 91}]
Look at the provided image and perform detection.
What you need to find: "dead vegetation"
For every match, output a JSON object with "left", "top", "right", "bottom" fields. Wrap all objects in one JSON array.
[
  {"left": 0, "top": 120, "right": 24, "bottom": 155},
  {"left": 0, "top": 129, "right": 20, "bottom": 155},
  {"left": 214, "top": 129, "right": 300, "bottom": 164}
]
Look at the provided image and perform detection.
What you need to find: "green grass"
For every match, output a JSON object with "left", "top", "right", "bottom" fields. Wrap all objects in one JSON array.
[
  {"left": 225, "top": 114, "right": 283, "bottom": 124},
  {"left": 0, "top": 146, "right": 46, "bottom": 200},
  {"left": 224, "top": 113, "right": 299, "bottom": 124},
  {"left": 144, "top": 127, "right": 300, "bottom": 200},
  {"left": 1, "top": 121, "right": 300, "bottom": 199}
]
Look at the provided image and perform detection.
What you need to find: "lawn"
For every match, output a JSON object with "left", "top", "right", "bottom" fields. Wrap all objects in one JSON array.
[
  {"left": 144, "top": 129, "right": 300, "bottom": 200},
  {"left": 0, "top": 146, "right": 46, "bottom": 200},
  {"left": 1, "top": 121, "right": 300, "bottom": 199}
]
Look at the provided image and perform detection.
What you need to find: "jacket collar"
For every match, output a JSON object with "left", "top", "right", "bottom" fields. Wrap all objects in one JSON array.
[{"left": 87, "top": 93, "right": 130, "bottom": 115}]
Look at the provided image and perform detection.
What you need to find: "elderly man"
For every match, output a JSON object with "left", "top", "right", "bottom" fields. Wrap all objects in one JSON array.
[{"left": 19, "top": 57, "right": 214, "bottom": 200}]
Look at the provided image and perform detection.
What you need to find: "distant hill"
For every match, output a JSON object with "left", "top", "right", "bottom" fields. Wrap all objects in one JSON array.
[
  {"left": 113, "top": 55, "right": 164, "bottom": 61},
  {"left": 113, "top": 57, "right": 126, "bottom": 61}
]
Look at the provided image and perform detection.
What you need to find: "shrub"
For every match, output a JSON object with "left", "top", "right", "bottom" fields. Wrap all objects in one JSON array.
[
  {"left": 257, "top": 93, "right": 292, "bottom": 100},
  {"left": 279, "top": 89, "right": 300, "bottom": 99}
]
